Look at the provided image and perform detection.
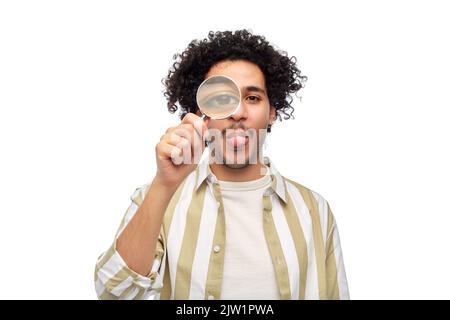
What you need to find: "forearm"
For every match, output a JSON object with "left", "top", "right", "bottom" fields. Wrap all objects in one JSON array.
[{"left": 116, "top": 175, "right": 177, "bottom": 276}]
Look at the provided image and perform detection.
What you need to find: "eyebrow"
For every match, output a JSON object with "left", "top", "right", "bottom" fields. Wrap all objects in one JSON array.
[{"left": 243, "top": 85, "right": 266, "bottom": 95}]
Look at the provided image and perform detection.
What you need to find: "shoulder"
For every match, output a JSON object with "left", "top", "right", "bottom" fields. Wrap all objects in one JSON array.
[{"left": 282, "top": 176, "right": 329, "bottom": 208}]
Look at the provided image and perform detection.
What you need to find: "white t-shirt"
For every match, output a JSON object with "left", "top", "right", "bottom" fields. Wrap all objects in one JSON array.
[{"left": 217, "top": 166, "right": 280, "bottom": 300}]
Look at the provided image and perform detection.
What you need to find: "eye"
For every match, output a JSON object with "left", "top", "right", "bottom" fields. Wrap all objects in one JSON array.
[
  {"left": 246, "top": 95, "right": 261, "bottom": 103},
  {"left": 202, "top": 92, "right": 240, "bottom": 109}
]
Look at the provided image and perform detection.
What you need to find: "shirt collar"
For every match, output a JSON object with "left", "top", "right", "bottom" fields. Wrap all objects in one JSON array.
[{"left": 195, "top": 155, "right": 287, "bottom": 204}]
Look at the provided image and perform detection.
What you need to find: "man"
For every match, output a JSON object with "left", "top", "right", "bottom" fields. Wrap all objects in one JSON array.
[{"left": 94, "top": 30, "right": 349, "bottom": 300}]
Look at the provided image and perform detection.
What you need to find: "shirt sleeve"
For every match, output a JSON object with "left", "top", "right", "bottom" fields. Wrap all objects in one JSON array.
[
  {"left": 94, "top": 184, "right": 167, "bottom": 300},
  {"left": 325, "top": 201, "right": 350, "bottom": 300}
]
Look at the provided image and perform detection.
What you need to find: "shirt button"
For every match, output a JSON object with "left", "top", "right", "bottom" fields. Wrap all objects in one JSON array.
[
  {"left": 208, "top": 295, "right": 215, "bottom": 300},
  {"left": 213, "top": 245, "right": 221, "bottom": 253}
]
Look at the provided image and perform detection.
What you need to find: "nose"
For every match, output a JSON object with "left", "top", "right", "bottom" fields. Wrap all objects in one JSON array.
[{"left": 229, "top": 98, "right": 248, "bottom": 122}]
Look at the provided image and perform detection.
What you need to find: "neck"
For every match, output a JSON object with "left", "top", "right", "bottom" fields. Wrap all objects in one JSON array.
[{"left": 209, "top": 160, "right": 267, "bottom": 182}]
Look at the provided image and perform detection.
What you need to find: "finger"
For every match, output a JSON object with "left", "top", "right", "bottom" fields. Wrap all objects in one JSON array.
[
  {"left": 172, "top": 125, "right": 194, "bottom": 143},
  {"left": 174, "top": 123, "right": 208, "bottom": 147},
  {"left": 164, "top": 126, "right": 176, "bottom": 135},
  {"left": 171, "top": 129, "right": 203, "bottom": 164},
  {"left": 165, "top": 131, "right": 196, "bottom": 165},
  {"left": 165, "top": 133, "right": 184, "bottom": 145},
  {"left": 164, "top": 132, "right": 191, "bottom": 152},
  {"left": 181, "top": 112, "right": 202, "bottom": 125},
  {"left": 156, "top": 141, "right": 183, "bottom": 163},
  {"left": 181, "top": 113, "right": 208, "bottom": 138}
]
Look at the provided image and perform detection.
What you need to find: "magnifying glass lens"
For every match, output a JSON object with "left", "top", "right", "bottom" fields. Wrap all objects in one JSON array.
[{"left": 196, "top": 76, "right": 241, "bottom": 120}]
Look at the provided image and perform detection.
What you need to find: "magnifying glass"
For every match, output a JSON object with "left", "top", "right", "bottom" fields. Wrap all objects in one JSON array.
[{"left": 196, "top": 75, "right": 241, "bottom": 120}]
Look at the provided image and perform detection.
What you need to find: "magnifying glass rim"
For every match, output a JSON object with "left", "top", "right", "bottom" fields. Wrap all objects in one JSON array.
[{"left": 196, "top": 74, "right": 241, "bottom": 120}]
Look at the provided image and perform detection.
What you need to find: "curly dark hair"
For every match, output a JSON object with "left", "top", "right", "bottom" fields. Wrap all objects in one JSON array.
[{"left": 162, "top": 29, "right": 307, "bottom": 123}]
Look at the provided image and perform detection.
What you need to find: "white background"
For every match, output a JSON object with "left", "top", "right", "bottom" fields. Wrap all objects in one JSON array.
[{"left": 1, "top": 0, "right": 449, "bottom": 299}]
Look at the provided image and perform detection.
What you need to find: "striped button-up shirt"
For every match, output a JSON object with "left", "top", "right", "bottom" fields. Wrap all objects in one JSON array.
[{"left": 94, "top": 156, "right": 349, "bottom": 300}]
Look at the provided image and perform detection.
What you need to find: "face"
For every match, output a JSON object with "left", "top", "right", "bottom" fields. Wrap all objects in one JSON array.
[{"left": 197, "top": 59, "right": 276, "bottom": 169}]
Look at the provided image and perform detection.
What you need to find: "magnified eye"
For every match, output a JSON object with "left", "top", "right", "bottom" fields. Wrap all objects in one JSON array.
[{"left": 203, "top": 93, "right": 239, "bottom": 109}]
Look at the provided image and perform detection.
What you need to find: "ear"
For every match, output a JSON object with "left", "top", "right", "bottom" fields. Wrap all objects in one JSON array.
[{"left": 269, "top": 105, "right": 276, "bottom": 124}]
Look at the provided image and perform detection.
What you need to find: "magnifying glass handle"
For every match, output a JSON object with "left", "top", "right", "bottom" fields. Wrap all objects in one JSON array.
[{"left": 200, "top": 114, "right": 210, "bottom": 147}]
